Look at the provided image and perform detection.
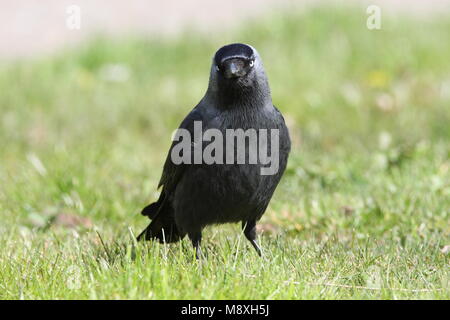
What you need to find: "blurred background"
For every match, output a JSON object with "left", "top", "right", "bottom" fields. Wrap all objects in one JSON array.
[
  {"left": 1, "top": 0, "right": 449, "bottom": 232},
  {"left": 1, "top": 0, "right": 449, "bottom": 231},
  {"left": 0, "top": 0, "right": 449, "bottom": 299},
  {"left": 2, "top": 0, "right": 450, "bottom": 58}
]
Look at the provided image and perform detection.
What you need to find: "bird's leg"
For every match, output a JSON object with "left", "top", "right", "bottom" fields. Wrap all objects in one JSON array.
[
  {"left": 189, "top": 232, "right": 203, "bottom": 260},
  {"left": 242, "top": 220, "right": 262, "bottom": 257}
]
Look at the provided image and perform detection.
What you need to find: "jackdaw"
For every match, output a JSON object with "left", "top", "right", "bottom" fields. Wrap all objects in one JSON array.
[{"left": 137, "top": 43, "right": 290, "bottom": 257}]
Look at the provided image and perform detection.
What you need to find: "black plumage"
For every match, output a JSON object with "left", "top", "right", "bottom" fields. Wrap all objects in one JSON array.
[{"left": 137, "top": 43, "right": 291, "bottom": 257}]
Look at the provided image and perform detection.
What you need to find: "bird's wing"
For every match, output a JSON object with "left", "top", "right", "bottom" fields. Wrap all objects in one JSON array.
[{"left": 157, "top": 107, "right": 203, "bottom": 194}]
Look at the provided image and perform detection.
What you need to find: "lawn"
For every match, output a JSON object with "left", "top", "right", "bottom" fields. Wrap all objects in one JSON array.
[{"left": 0, "top": 6, "right": 449, "bottom": 299}]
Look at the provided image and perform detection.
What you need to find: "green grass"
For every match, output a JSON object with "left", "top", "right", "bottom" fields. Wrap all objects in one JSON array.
[{"left": 0, "top": 6, "right": 449, "bottom": 299}]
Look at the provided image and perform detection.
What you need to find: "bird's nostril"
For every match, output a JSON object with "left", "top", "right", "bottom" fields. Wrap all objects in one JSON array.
[
  {"left": 229, "top": 62, "right": 239, "bottom": 75},
  {"left": 222, "top": 58, "right": 246, "bottom": 78}
]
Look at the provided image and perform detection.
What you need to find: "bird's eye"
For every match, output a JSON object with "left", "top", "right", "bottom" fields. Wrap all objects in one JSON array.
[
  {"left": 249, "top": 60, "right": 254, "bottom": 67},
  {"left": 215, "top": 65, "right": 220, "bottom": 72}
]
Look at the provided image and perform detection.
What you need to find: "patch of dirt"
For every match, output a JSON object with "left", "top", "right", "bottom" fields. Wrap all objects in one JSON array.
[{"left": 50, "top": 213, "right": 93, "bottom": 229}]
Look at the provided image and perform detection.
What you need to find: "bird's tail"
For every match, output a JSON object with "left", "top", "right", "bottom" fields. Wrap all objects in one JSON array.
[{"left": 137, "top": 198, "right": 183, "bottom": 243}]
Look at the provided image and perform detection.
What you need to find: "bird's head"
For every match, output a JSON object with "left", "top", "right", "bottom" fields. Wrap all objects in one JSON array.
[
  {"left": 214, "top": 43, "right": 256, "bottom": 80},
  {"left": 206, "top": 43, "right": 271, "bottom": 107}
]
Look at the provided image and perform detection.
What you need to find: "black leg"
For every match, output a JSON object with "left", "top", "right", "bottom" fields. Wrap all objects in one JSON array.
[
  {"left": 242, "top": 220, "right": 262, "bottom": 257},
  {"left": 188, "top": 232, "right": 203, "bottom": 259}
]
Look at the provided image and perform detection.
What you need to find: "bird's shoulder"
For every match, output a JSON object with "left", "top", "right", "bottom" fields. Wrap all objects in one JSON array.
[
  {"left": 180, "top": 101, "right": 221, "bottom": 129},
  {"left": 272, "top": 105, "right": 285, "bottom": 120},
  {"left": 272, "top": 105, "right": 291, "bottom": 151}
]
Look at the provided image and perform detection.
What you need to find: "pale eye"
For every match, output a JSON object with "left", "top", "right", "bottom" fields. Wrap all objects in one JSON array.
[
  {"left": 215, "top": 65, "right": 220, "bottom": 72},
  {"left": 249, "top": 60, "right": 254, "bottom": 67}
]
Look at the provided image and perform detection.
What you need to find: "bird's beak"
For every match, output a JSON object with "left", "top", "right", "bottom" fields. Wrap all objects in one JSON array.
[{"left": 222, "top": 58, "right": 248, "bottom": 79}]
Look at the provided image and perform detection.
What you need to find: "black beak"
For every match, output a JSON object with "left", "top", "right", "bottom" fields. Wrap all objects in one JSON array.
[{"left": 221, "top": 58, "right": 248, "bottom": 79}]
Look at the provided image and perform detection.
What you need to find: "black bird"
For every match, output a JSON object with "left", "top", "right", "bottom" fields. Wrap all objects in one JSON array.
[{"left": 137, "top": 43, "right": 290, "bottom": 257}]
